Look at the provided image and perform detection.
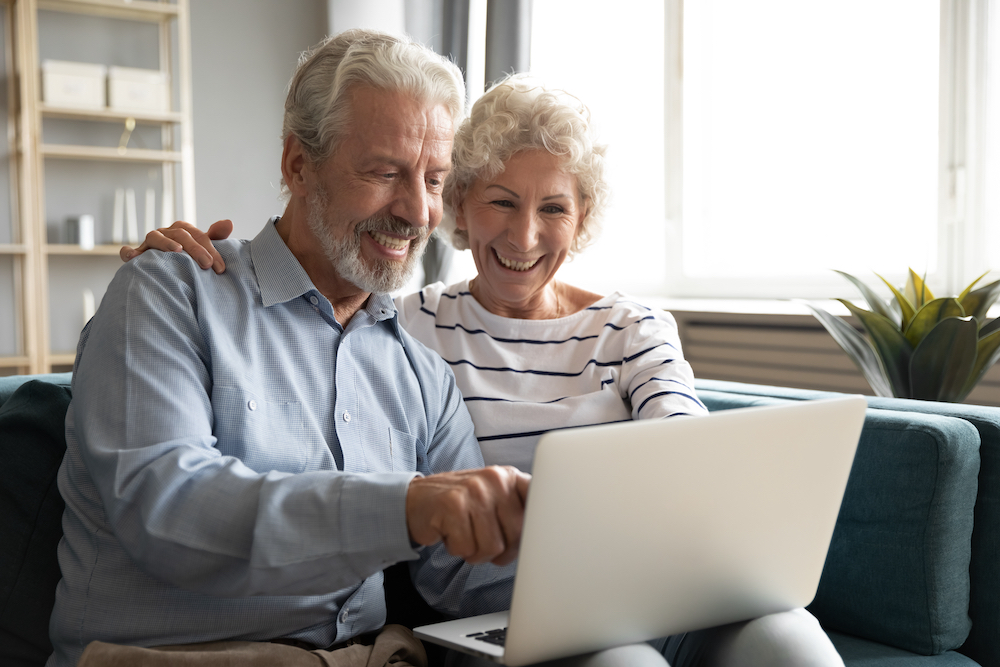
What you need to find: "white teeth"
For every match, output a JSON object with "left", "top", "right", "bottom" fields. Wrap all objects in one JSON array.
[
  {"left": 371, "top": 230, "right": 409, "bottom": 251},
  {"left": 496, "top": 252, "right": 538, "bottom": 272}
]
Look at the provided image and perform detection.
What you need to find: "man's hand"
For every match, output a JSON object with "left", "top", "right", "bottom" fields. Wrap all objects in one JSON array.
[
  {"left": 120, "top": 219, "right": 234, "bottom": 274},
  {"left": 407, "top": 466, "right": 530, "bottom": 567}
]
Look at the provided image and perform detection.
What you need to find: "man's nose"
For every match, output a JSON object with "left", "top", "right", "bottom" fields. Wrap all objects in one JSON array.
[{"left": 390, "top": 177, "right": 433, "bottom": 230}]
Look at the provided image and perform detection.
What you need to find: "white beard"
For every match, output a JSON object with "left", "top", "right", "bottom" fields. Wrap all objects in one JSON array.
[{"left": 305, "top": 185, "right": 430, "bottom": 294}]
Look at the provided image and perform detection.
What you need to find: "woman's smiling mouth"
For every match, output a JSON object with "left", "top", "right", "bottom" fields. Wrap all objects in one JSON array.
[{"left": 494, "top": 249, "right": 539, "bottom": 272}]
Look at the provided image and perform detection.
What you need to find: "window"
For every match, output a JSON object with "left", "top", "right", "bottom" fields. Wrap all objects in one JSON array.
[
  {"left": 514, "top": 0, "right": 998, "bottom": 301},
  {"left": 986, "top": 2, "right": 1000, "bottom": 269}
]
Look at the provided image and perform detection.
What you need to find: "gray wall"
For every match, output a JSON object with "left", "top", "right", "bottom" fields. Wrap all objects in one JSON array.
[{"left": 190, "top": 0, "right": 328, "bottom": 240}]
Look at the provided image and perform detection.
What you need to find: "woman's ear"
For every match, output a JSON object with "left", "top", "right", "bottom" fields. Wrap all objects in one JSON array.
[
  {"left": 454, "top": 196, "right": 468, "bottom": 231},
  {"left": 281, "top": 135, "right": 311, "bottom": 197}
]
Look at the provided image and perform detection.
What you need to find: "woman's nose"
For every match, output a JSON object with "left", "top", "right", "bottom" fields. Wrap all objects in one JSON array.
[{"left": 507, "top": 209, "right": 540, "bottom": 251}]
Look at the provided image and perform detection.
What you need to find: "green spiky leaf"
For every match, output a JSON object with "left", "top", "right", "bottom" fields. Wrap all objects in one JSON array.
[
  {"left": 837, "top": 299, "right": 913, "bottom": 397},
  {"left": 958, "top": 328, "right": 1000, "bottom": 402},
  {"left": 980, "top": 317, "right": 1000, "bottom": 338},
  {"left": 909, "top": 316, "right": 978, "bottom": 401},
  {"left": 958, "top": 270, "right": 990, "bottom": 301},
  {"left": 959, "top": 279, "right": 1000, "bottom": 324},
  {"left": 833, "top": 270, "right": 900, "bottom": 327},
  {"left": 800, "top": 300, "right": 892, "bottom": 397},
  {"left": 905, "top": 269, "right": 934, "bottom": 309},
  {"left": 904, "top": 298, "right": 966, "bottom": 348},
  {"left": 877, "top": 273, "right": 916, "bottom": 330}
]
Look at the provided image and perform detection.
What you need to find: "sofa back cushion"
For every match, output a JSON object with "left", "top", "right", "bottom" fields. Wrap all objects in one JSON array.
[
  {"left": 698, "top": 386, "right": 979, "bottom": 656},
  {"left": 0, "top": 373, "right": 72, "bottom": 408},
  {"left": 0, "top": 380, "right": 72, "bottom": 666},
  {"left": 866, "top": 396, "right": 1000, "bottom": 667}
]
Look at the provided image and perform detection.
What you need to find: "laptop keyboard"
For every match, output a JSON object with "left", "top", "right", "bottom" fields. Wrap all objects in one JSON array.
[{"left": 467, "top": 627, "right": 507, "bottom": 646}]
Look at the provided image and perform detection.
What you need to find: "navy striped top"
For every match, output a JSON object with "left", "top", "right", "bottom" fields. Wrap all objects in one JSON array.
[{"left": 395, "top": 279, "right": 708, "bottom": 472}]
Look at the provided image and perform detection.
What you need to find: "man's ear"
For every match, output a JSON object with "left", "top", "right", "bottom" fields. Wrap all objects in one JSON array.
[{"left": 281, "top": 135, "right": 311, "bottom": 197}]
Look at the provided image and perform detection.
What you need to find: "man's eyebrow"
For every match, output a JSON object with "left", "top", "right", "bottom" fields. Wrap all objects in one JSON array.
[{"left": 365, "top": 156, "right": 451, "bottom": 172}]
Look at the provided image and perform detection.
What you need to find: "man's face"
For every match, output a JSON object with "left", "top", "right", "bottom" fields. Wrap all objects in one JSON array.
[{"left": 303, "top": 86, "right": 454, "bottom": 293}]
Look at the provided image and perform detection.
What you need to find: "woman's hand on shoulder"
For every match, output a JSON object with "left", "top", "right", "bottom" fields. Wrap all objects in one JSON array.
[{"left": 120, "top": 219, "right": 234, "bottom": 274}]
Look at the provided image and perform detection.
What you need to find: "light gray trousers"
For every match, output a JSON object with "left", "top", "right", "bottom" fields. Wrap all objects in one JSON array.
[{"left": 446, "top": 608, "right": 844, "bottom": 667}]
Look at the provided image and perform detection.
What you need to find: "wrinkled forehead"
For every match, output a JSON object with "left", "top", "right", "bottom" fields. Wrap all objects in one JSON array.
[{"left": 343, "top": 83, "right": 457, "bottom": 136}]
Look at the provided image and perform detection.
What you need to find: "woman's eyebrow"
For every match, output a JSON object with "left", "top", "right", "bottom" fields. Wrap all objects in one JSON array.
[
  {"left": 484, "top": 184, "right": 520, "bottom": 198},
  {"left": 484, "top": 185, "right": 572, "bottom": 201}
]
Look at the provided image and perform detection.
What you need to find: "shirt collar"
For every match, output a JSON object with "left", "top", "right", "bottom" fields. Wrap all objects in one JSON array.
[
  {"left": 251, "top": 217, "right": 317, "bottom": 307},
  {"left": 249, "top": 217, "right": 400, "bottom": 324}
]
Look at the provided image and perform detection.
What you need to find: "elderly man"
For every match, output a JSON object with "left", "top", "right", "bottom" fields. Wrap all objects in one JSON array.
[{"left": 48, "top": 30, "right": 528, "bottom": 667}]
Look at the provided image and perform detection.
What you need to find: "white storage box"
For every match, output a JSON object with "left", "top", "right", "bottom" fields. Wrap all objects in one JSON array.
[
  {"left": 108, "top": 66, "right": 169, "bottom": 113},
  {"left": 42, "top": 60, "right": 107, "bottom": 110}
]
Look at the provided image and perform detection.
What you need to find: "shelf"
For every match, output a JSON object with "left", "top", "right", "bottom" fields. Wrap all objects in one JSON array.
[
  {"left": 37, "top": 0, "right": 179, "bottom": 22},
  {"left": 42, "top": 143, "right": 182, "bottom": 162},
  {"left": 10, "top": 0, "right": 193, "bottom": 373},
  {"left": 49, "top": 352, "right": 76, "bottom": 366},
  {"left": 41, "top": 103, "right": 182, "bottom": 124},
  {"left": 46, "top": 244, "right": 125, "bottom": 256}
]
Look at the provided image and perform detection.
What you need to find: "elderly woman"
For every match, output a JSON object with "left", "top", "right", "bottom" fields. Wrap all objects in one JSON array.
[{"left": 125, "top": 74, "right": 843, "bottom": 667}]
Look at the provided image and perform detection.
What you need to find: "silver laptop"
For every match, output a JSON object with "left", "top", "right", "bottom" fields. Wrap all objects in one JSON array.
[{"left": 414, "top": 396, "right": 866, "bottom": 666}]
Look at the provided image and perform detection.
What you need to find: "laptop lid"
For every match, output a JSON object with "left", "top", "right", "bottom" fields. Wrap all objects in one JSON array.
[{"left": 416, "top": 397, "right": 866, "bottom": 666}]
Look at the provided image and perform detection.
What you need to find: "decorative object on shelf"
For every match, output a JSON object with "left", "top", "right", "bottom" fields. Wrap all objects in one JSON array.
[
  {"left": 112, "top": 188, "right": 125, "bottom": 244},
  {"left": 144, "top": 188, "right": 156, "bottom": 235},
  {"left": 82, "top": 289, "right": 95, "bottom": 327},
  {"left": 65, "top": 215, "right": 95, "bottom": 250},
  {"left": 117, "top": 117, "right": 136, "bottom": 154},
  {"left": 125, "top": 188, "right": 139, "bottom": 244},
  {"left": 42, "top": 59, "right": 106, "bottom": 109},
  {"left": 108, "top": 66, "right": 169, "bottom": 113},
  {"left": 805, "top": 269, "right": 1000, "bottom": 402}
]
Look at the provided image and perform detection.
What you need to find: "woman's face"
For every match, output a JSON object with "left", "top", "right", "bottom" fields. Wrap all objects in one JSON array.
[{"left": 457, "top": 149, "right": 586, "bottom": 318}]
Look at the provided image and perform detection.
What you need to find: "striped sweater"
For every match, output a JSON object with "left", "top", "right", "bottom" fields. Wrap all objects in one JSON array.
[{"left": 395, "top": 280, "right": 707, "bottom": 472}]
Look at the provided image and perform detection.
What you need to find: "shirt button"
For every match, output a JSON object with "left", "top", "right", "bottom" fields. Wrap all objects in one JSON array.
[
  {"left": 247, "top": 400, "right": 257, "bottom": 411},
  {"left": 339, "top": 608, "right": 349, "bottom": 623},
  {"left": 343, "top": 411, "right": 351, "bottom": 423},
  {"left": 309, "top": 295, "right": 319, "bottom": 305}
]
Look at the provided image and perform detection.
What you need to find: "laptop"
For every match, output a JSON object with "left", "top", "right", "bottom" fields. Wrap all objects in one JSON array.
[{"left": 414, "top": 396, "right": 866, "bottom": 666}]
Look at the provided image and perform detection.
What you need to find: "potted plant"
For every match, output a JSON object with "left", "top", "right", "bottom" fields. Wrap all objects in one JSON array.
[{"left": 804, "top": 269, "right": 1000, "bottom": 402}]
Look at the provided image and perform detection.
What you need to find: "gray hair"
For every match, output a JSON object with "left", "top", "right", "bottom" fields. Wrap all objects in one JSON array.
[
  {"left": 281, "top": 29, "right": 467, "bottom": 194},
  {"left": 440, "top": 73, "right": 609, "bottom": 255}
]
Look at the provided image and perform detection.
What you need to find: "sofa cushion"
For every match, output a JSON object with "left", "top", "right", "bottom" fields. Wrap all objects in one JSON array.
[
  {"left": 695, "top": 389, "right": 792, "bottom": 412},
  {"left": 809, "top": 408, "right": 979, "bottom": 655},
  {"left": 827, "top": 631, "right": 980, "bottom": 666},
  {"left": 696, "top": 382, "right": 980, "bottom": 656},
  {"left": 0, "top": 380, "right": 72, "bottom": 666}
]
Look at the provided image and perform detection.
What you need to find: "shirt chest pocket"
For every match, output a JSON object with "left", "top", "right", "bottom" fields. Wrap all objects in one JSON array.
[
  {"left": 387, "top": 426, "right": 420, "bottom": 472},
  {"left": 211, "top": 385, "right": 323, "bottom": 472}
]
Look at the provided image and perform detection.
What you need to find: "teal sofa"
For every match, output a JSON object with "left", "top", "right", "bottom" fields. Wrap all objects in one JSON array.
[
  {"left": 1, "top": 372, "right": 997, "bottom": 666},
  {"left": 695, "top": 378, "right": 999, "bottom": 667}
]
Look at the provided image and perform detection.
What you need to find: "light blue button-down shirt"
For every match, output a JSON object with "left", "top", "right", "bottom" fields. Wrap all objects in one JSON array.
[{"left": 48, "top": 218, "right": 513, "bottom": 667}]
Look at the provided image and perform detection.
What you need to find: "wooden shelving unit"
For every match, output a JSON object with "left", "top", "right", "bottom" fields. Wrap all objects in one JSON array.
[{"left": 1, "top": 0, "right": 194, "bottom": 374}]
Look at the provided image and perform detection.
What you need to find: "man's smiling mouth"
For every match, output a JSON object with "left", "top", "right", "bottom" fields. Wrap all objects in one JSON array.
[{"left": 371, "top": 230, "right": 411, "bottom": 251}]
